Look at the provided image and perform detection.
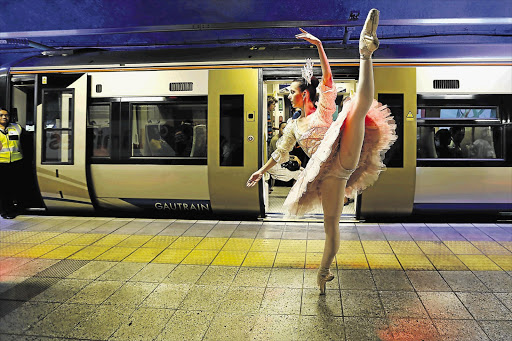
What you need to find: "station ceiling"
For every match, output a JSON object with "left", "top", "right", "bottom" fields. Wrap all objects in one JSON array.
[{"left": 1, "top": 0, "right": 511, "bottom": 67}]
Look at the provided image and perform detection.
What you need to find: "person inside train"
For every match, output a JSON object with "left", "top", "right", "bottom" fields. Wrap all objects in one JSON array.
[
  {"left": 268, "top": 121, "right": 290, "bottom": 192},
  {"left": 468, "top": 127, "right": 496, "bottom": 159},
  {"left": 159, "top": 123, "right": 176, "bottom": 153},
  {"left": 434, "top": 128, "right": 452, "bottom": 158},
  {"left": 269, "top": 121, "right": 287, "bottom": 157},
  {"left": 267, "top": 153, "right": 303, "bottom": 184},
  {"left": 267, "top": 96, "right": 277, "bottom": 140},
  {"left": 174, "top": 120, "right": 193, "bottom": 157},
  {"left": 449, "top": 126, "right": 467, "bottom": 158},
  {"left": 247, "top": 9, "right": 396, "bottom": 294}
]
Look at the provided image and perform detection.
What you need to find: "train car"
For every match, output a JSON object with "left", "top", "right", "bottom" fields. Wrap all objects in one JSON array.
[{"left": 2, "top": 44, "right": 511, "bottom": 221}]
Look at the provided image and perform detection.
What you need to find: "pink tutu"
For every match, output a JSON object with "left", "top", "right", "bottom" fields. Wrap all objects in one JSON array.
[{"left": 283, "top": 98, "right": 397, "bottom": 217}]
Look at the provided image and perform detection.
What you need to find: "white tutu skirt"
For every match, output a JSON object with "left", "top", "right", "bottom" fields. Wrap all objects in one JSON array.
[{"left": 283, "top": 99, "right": 397, "bottom": 217}]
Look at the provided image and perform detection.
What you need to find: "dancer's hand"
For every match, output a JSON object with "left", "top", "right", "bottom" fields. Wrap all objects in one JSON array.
[
  {"left": 295, "top": 28, "right": 322, "bottom": 46},
  {"left": 246, "top": 171, "right": 263, "bottom": 187}
]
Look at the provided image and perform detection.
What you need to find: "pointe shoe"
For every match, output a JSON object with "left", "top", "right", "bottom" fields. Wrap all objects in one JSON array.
[
  {"left": 317, "top": 267, "right": 335, "bottom": 295},
  {"left": 359, "top": 8, "right": 380, "bottom": 59}
]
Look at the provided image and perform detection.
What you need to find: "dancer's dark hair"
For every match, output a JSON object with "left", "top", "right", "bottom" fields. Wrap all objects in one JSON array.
[{"left": 293, "top": 76, "right": 320, "bottom": 104}]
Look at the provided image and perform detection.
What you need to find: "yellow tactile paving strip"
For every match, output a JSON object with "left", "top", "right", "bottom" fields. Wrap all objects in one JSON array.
[{"left": 1, "top": 231, "right": 511, "bottom": 271}]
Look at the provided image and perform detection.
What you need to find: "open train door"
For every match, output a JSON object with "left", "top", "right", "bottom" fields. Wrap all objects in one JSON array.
[
  {"left": 358, "top": 67, "right": 416, "bottom": 218},
  {"left": 208, "top": 69, "right": 262, "bottom": 217},
  {"left": 35, "top": 73, "right": 94, "bottom": 213}
]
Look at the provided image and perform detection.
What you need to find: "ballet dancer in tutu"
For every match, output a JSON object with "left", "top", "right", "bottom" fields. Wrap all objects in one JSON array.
[{"left": 247, "top": 9, "right": 396, "bottom": 294}]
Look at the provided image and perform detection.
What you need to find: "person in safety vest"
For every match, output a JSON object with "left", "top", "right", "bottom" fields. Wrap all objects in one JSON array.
[{"left": 0, "top": 107, "right": 24, "bottom": 219}]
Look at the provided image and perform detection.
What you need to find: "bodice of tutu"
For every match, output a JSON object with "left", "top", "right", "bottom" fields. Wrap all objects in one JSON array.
[
  {"left": 297, "top": 126, "right": 329, "bottom": 158},
  {"left": 271, "top": 77, "right": 337, "bottom": 163}
]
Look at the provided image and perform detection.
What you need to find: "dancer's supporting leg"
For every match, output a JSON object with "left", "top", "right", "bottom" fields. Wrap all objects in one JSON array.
[
  {"left": 318, "top": 176, "right": 346, "bottom": 294},
  {"left": 316, "top": 9, "right": 379, "bottom": 295}
]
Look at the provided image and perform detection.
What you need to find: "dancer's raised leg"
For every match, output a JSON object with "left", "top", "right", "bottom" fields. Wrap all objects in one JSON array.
[{"left": 338, "top": 8, "right": 379, "bottom": 170}]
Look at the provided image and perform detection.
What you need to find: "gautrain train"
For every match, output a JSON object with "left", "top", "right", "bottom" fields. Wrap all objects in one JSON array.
[{"left": 0, "top": 43, "right": 511, "bottom": 221}]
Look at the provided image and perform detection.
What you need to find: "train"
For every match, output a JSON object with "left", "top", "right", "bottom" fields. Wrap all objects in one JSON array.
[{"left": 1, "top": 42, "right": 511, "bottom": 221}]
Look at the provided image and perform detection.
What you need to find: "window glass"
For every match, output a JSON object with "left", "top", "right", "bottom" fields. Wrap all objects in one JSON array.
[
  {"left": 130, "top": 97, "right": 207, "bottom": 158},
  {"left": 220, "top": 95, "right": 244, "bottom": 166},
  {"left": 42, "top": 89, "right": 73, "bottom": 164},
  {"left": 42, "top": 91, "right": 73, "bottom": 128},
  {"left": 417, "top": 125, "right": 502, "bottom": 159},
  {"left": 417, "top": 107, "right": 498, "bottom": 119},
  {"left": 44, "top": 130, "right": 73, "bottom": 163},
  {"left": 378, "top": 94, "right": 403, "bottom": 168},
  {"left": 88, "top": 104, "right": 111, "bottom": 157}
]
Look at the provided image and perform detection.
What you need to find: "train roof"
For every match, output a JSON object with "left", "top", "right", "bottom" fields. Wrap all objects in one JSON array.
[{"left": 7, "top": 43, "right": 512, "bottom": 73}]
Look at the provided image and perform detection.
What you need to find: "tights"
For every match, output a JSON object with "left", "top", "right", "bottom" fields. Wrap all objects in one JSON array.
[{"left": 319, "top": 57, "right": 374, "bottom": 270}]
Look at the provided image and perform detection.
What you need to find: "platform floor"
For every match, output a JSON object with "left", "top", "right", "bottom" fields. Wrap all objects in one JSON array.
[{"left": 0, "top": 215, "right": 511, "bottom": 340}]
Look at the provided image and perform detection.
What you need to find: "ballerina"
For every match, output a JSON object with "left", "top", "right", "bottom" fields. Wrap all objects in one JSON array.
[{"left": 247, "top": 9, "right": 396, "bottom": 294}]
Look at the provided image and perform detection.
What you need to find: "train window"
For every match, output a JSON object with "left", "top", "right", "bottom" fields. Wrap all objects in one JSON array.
[
  {"left": 417, "top": 94, "right": 511, "bottom": 166},
  {"left": 41, "top": 89, "right": 74, "bottom": 164},
  {"left": 417, "top": 125, "right": 503, "bottom": 159},
  {"left": 88, "top": 104, "right": 111, "bottom": 157},
  {"left": 378, "top": 94, "right": 403, "bottom": 168},
  {"left": 220, "top": 95, "right": 244, "bottom": 167},
  {"left": 130, "top": 97, "right": 207, "bottom": 159},
  {"left": 417, "top": 107, "right": 498, "bottom": 119}
]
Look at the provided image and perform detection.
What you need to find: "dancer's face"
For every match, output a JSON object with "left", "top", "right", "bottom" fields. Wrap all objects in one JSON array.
[{"left": 288, "top": 82, "right": 305, "bottom": 109}]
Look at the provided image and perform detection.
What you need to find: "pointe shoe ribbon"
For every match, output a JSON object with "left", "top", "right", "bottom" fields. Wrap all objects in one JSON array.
[{"left": 359, "top": 8, "right": 380, "bottom": 60}]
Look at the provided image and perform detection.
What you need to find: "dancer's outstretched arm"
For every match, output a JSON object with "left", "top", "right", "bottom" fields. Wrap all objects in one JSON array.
[
  {"left": 295, "top": 28, "right": 332, "bottom": 85},
  {"left": 246, "top": 158, "right": 277, "bottom": 187},
  {"left": 247, "top": 118, "right": 297, "bottom": 187}
]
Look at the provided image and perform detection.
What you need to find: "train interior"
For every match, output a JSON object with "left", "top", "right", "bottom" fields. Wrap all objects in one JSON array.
[{"left": 262, "top": 79, "right": 358, "bottom": 220}]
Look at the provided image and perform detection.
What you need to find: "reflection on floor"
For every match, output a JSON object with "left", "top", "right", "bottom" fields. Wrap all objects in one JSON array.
[
  {"left": 0, "top": 215, "right": 511, "bottom": 340},
  {"left": 268, "top": 186, "right": 356, "bottom": 220}
]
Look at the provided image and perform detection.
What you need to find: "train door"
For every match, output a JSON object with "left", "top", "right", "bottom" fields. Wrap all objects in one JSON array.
[
  {"left": 207, "top": 69, "right": 262, "bottom": 216},
  {"left": 358, "top": 67, "right": 416, "bottom": 218},
  {"left": 9, "top": 74, "right": 45, "bottom": 211},
  {"left": 35, "top": 73, "right": 94, "bottom": 212}
]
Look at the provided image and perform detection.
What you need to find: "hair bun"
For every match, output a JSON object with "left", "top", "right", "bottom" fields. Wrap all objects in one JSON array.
[{"left": 310, "top": 76, "right": 320, "bottom": 88}]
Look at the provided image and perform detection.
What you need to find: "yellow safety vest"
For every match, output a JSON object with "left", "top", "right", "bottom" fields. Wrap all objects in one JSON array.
[{"left": 0, "top": 123, "right": 23, "bottom": 163}]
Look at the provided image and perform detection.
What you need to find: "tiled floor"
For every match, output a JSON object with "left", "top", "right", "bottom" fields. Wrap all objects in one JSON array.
[{"left": 0, "top": 215, "right": 511, "bottom": 340}]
